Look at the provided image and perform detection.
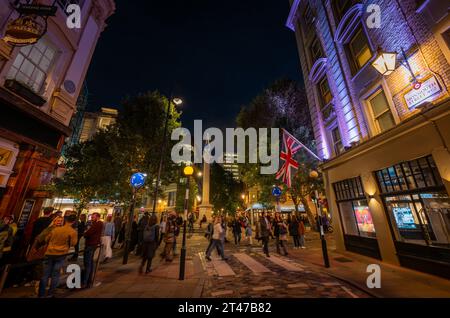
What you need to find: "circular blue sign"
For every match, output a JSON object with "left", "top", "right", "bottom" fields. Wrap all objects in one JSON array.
[
  {"left": 272, "top": 186, "right": 282, "bottom": 197},
  {"left": 130, "top": 173, "right": 146, "bottom": 188}
]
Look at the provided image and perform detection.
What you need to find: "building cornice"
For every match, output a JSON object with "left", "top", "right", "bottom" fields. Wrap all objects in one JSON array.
[
  {"left": 286, "top": 0, "right": 301, "bottom": 31},
  {"left": 320, "top": 99, "right": 450, "bottom": 171}
]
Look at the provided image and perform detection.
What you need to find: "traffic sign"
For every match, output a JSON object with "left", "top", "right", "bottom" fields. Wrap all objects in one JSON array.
[
  {"left": 130, "top": 172, "right": 146, "bottom": 188},
  {"left": 272, "top": 186, "right": 282, "bottom": 197}
]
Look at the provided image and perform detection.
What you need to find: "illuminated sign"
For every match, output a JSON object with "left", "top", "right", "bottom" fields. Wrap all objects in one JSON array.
[
  {"left": 393, "top": 207, "right": 416, "bottom": 229},
  {"left": 404, "top": 76, "right": 441, "bottom": 109}
]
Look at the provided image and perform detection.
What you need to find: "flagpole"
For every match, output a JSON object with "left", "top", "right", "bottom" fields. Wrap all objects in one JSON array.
[{"left": 281, "top": 128, "right": 322, "bottom": 162}]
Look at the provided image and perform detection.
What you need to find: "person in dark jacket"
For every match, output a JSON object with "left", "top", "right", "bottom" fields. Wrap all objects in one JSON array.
[
  {"left": 231, "top": 217, "right": 242, "bottom": 245},
  {"left": 82, "top": 213, "right": 103, "bottom": 288},
  {"left": 69, "top": 214, "right": 86, "bottom": 261},
  {"left": 30, "top": 207, "right": 54, "bottom": 248},
  {"left": 289, "top": 215, "right": 300, "bottom": 249},
  {"left": 257, "top": 212, "right": 271, "bottom": 257},
  {"left": 130, "top": 216, "right": 139, "bottom": 254},
  {"left": 136, "top": 212, "right": 150, "bottom": 255},
  {"left": 272, "top": 213, "right": 288, "bottom": 256},
  {"left": 139, "top": 215, "right": 159, "bottom": 274}
]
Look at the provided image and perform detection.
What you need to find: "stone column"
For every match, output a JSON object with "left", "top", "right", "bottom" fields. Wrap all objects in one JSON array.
[{"left": 198, "top": 162, "right": 213, "bottom": 221}]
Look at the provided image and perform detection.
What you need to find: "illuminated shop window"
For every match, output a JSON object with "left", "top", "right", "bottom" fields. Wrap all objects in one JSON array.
[
  {"left": 333, "top": 177, "right": 377, "bottom": 238},
  {"left": 375, "top": 156, "right": 450, "bottom": 248},
  {"left": 366, "top": 88, "right": 396, "bottom": 133}
]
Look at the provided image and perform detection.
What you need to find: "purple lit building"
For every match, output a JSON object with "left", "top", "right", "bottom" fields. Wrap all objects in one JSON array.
[{"left": 288, "top": 0, "right": 450, "bottom": 277}]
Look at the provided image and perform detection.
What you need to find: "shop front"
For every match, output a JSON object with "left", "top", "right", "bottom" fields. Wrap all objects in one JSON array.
[
  {"left": 375, "top": 155, "right": 450, "bottom": 278},
  {"left": 333, "top": 177, "right": 381, "bottom": 259}
]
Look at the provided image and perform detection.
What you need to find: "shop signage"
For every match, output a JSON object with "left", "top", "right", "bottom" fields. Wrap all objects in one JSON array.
[
  {"left": 393, "top": 207, "right": 416, "bottom": 229},
  {"left": 404, "top": 76, "right": 441, "bottom": 109},
  {"left": 18, "top": 199, "right": 35, "bottom": 230}
]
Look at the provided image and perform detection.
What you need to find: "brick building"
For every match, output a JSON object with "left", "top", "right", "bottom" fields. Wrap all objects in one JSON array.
[
  {"left": 287, "top": 0, "right": 450, "bottom": 277},
  {"left": 0, "top": 0, "right": 115, "bottom": 255}
]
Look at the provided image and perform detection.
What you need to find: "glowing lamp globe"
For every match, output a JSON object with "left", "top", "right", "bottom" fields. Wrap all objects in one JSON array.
[
  {"left": 183, "top": 166, "right": 194, "bottom": 176},
  {"left": 309, "top": 170, "right": 319, "bottom": 179},
  {"left": 372, "top": 51, "right": 397, "bottom": 76}
]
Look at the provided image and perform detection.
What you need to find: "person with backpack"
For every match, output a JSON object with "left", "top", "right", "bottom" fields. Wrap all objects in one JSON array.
[
  {"left": 140, "top": 215, "right": 159, "bottom": 274},
  {"left": 38, "top": 214, "right": 77, "bottom": 298}
]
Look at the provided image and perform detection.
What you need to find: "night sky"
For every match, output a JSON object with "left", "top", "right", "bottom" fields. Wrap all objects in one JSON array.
[{"left": 86, "top": 0, "right": 302, "bottom": 130}]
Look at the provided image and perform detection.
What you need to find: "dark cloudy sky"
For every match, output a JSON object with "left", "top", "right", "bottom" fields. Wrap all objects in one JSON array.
[{"left": 86, "top": 0, "right": 302, "bottom": 130}]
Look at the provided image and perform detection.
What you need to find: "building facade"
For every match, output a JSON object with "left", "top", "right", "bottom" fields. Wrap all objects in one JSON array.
[
  {"left": 78, "top": 107, "right": 118, "bottom": 142},
  {"left": 0, "top": 0, "right": 115, "bottom": 253},
  {"left": 288, "top": 0, "right": 450, "bottom": 277}
]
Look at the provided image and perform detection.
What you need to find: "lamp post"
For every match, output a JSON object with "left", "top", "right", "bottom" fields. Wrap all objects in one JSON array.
[
  {"left": 123, "top": 172, "right": 147, "bottom": 264},
  {"left": 179, "top": 165, "right": 193, "bottom": 280},
  {"left": 309, "top": 170, "right": 330, "bottom": 268},
  {"left": 151, "top": 96, "right": 183, "bottom": 216},
  {"left": 371, "top": 49, "right": 397, "bottom": 76}
]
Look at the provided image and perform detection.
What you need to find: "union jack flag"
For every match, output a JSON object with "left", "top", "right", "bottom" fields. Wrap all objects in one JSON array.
[{"left": 276, "top": 129, "right": 303, "bottom": 188}]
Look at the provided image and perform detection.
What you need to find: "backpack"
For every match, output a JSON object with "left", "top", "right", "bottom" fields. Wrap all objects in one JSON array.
[{"left": 143, "top": 224, "right": 158, "bottom": 243}]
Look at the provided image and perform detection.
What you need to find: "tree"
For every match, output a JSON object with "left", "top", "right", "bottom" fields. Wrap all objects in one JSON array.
[
  {"left": 210, "top": 163, "right": 245, "bottom": 216},
  {"left": 236, "top": 79, "right": 323, "bottom": 226},
  {"left": 53, "top": 91, "right": 182, "bottom": 214}
]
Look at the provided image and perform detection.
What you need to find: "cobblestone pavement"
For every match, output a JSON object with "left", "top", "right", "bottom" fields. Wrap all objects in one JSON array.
[
  {"left": 200, "top": 241, "right": 371, "bottom": 298},
  {"left": 0, "top": 230, "right": 371, "bottom": 298}
]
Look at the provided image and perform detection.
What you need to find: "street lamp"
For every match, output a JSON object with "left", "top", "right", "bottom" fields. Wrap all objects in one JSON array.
[
  {"left": 179, "top": 165, "right": 193, "bottom": 280},
  {"left": 310, "top": 170, "right": 330, "bottom": 268},
  {"left": 151, "top": 96, "right": 183, "bottom": 216},
  {"left": 371, "top": 49, "right": 397, "bottom": 76}
]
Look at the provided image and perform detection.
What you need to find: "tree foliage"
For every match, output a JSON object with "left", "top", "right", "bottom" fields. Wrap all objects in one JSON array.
[
  {"left": 236, "top": 79, "right": 323, "bottom": 225},
  {"left": 210, "top": 163, "right": 245, "bottom": 216},
  {"left": 53, "top": 91, "right": 181, "bottom": 214}
]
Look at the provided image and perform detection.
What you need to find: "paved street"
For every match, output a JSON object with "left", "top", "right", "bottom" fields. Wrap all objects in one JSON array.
[{"left": 0, "top": 229, "right": 370, "bottom": 298}]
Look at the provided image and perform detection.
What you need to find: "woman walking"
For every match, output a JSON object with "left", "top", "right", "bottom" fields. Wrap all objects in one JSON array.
[
  {"left": 140, "top": 215, "right": 159, "bottom": 274},
  {"left": 289, "top": 215, "right": 300, "bottom": 249},
  {"left": 298, "top": 216, "right": 306, "bottom": 249}
]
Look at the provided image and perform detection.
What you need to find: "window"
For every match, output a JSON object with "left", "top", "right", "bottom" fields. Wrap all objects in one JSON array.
[
  {"left": 318, "top": 77, "right": 334, "bottom": 122},
  {"left": 375, "top": 156, "right": 444, "bottom": 194},
  {"left": 443, "top": 28, "right": 450, "bottom": 50},
  {"left": 383, "top": 192, "right": 450, "bottom": 248},
  {"left": 331, "top": 127, "right": 344, "bottom": 155},
  {"left": 333, "top": 177, "right": 376, "bottom": 238},
  {"left": 168, "top": 191, "right": 176, "bottom": 207},
  {"left": 346, "top": 26, "right": 372, "bottom": 74},
  {"left": 333, "top": 0, "right": 354, "bottom": 23},
  {"left": 366, "top": 88, "right": 396, "bottom": 133},
  {"left": 7, "top": 39, "right": 57, "bottom": 94},
  {"left": 310, "top": 37, "right": 323, "bottom": 65}
]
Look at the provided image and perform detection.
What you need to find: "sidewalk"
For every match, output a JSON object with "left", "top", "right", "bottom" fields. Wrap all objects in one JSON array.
[{"left": 288, "top": 231, "right": 450, "bottom": 298}]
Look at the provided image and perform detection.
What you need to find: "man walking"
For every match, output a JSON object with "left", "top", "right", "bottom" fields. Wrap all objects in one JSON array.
[
  {"left": 83, "top": 213, "right": 103, "bottom": 288},
  {"left": 38, "top": 214, "right": 77, "bottom": 298}
]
